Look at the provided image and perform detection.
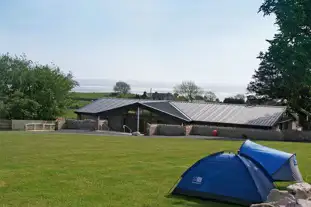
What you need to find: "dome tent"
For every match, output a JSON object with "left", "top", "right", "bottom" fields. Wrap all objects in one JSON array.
[
  {"left": 238, "top": 140, "right": 303, "bottom": 182},
  {"left": 171, "top": 152, "right": 274, "bottom": 206}
]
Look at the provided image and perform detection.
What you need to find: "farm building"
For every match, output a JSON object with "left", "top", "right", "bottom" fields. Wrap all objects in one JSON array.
[{"left": 75, "top": 98, "right": 297, "bottom": 133}]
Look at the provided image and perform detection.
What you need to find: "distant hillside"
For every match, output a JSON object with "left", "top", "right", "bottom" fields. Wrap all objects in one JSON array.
[
  {"left": 69, "top": 92, "right": 138, "bottom": 110},
  {"left": 70, "top": 92, "right": 111, "bottom": 100}
]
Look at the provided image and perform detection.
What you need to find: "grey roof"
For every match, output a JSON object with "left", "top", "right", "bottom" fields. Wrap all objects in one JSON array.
[
  {"left": 141, "top": 102, "right": 190, "bottom": 121},
  {"left": 75, "top": 98, "right": 190, "bottom": 121},
  {"left": 171, "top": 102, "right": 286, "bottom": 127},
  {"left": 76, "top": 98, "right": 287, "bottom": 127},
  {"left": 75, "top": 98, "right": 139, "bottom": 114}
]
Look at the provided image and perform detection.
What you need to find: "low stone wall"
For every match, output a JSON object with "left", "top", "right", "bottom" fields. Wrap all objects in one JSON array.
[
  {"left": 190, "top": 125, "right": 283, "bottom": 141},
  {"left": 156, "top": 124, "right": 185, "bottom": 136},
  {"left": 283, "top": 130, "right": 311, "bottom": 142},
  {"left": 147, "top": 124, "right": 311, "bottom": 142}
]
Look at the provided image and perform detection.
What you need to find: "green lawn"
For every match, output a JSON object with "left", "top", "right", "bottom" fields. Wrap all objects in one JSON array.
[{"left": 0, "top": 132, "right": 311, "bottom": 207}]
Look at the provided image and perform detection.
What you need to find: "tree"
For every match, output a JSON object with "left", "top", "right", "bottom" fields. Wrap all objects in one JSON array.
[
  {"left": 234, "top": 94, "right": 245, "bottom": 101},
  {"left": 247, "top": 0, "right": 311, "bottom": 128},
  {"left": 204, "top": 91, "right": 218, "bottom": 102},
  {"left": 173, "top": 81, "right": 203, "bottom": 102},
  {"left": 113, "top": 81, "right": 131, "bottom": 94},
  {"left": 141, "top": 91, "right": 148, "bottom": 99},
  {"left": 223, "top": 97, "right": 245, "bottom": 104},
  {"left": 0, "top": 53, "right": 78, "bottom": 120}
]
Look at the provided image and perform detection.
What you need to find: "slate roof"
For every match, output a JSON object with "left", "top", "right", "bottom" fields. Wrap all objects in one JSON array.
[
  {"left": 141, "top": 102, "right": 190, "bottom": 121},
  {"left": 75, "top": 98, "right": 287, "bottom": 127},
  {"left": 75, "top": 98, "right": 190, "bottom": 121},
  {"left": 76, "top": 98, "right": 139, "bottom": 114}
]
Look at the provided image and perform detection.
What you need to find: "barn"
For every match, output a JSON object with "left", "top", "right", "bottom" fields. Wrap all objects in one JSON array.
[{"left": 75, "top": 98, "right": 296, "bottom": 133}]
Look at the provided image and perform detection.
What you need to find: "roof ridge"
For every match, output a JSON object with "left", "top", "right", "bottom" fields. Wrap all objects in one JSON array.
[
  {"left": 139, "top": 102, "right": 190, "bottom": 121},
  {"left": 169, "top": 102, "right": 192, "bottom": 121},
  {"left": 98, "top": 97, "right": 169, "bottom": 103},
  {"left": 172, "top": 101, "right": 286, "bottom": 108}
]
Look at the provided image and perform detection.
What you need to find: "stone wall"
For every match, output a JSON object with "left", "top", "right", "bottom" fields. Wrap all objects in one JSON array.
[
  {"left": 283, "top": 130, "right": 311, "bottom": 142},
  {"left": 147, "top": 124, "right": 311, "bottom": 142},
  {"left": 156, "top": 124, "right": 185, "bottom": 136},
  {"left": 190, "top": 125, "right": 283, "bottom": 141}
]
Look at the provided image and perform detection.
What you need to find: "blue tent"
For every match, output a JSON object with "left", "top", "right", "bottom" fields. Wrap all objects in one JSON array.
[
  {"left": 239, "top": 140, "right": 303, "bottom": 182},
  {"left": 172, "top": 152, "right": 274, "bottom": 206}
]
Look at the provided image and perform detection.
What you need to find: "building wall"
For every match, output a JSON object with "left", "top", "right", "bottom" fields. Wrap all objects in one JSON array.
[
  {"left": 78, "top": 114, "right": 97, "bottom": 120},
  {"left": 275, "top": 120, "right": 298, "bottom": 131},
  {"left": 108, "top": 116, "right": 123, "bottom": 131},
  {"left": 191, "top": 121, "right": 272, "bottom": 130}
]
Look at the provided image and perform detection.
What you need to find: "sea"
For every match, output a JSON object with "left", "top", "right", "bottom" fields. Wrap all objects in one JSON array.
[{"left": 73, "top": 79, "right": 247, "bottom": 101}]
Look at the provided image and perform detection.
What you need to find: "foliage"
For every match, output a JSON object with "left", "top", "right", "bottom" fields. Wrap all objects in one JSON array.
[
  {"left": 223, "top": 97, "right": 245, "bottom": 104},
  {"left": 174, "top": 95, "right": 188, "bottom": 102},
  {"left": 195, "top": 95, "right": 205, "bottom": 101},
  {"left": 247, "top": 0, "right": 311, "bottom": 128},
  {"left": 113, "top": 81, "right": 131, "bottom": 94},
  {"left": 63, "top": 109, "right": 77, "bottom": 119},
  {"left": 204, "top": 91, "right": 218, "bottom": 102},
  {"left": 173, "top": 81, "right": 203, "bottom": 102},
  {"left": 234, "top": 94, "right": 245, "bottom": 101},
  {"left": 140, "top": 91, "right": 149, "bottom": 99},
  {"left": 0, "top": 53, "right": 78, "bottom": 120}
]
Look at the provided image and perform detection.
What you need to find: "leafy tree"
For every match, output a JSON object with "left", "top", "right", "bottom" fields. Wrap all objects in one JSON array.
[
  {"left": 0, "top": 53, "right": 78, "bottom": 120},
  {"left": 113, "top": 81, "right": 131, "bottom": 94},
  {"left": 141, "top": 91, "right": 148, "bottom": 99},
  {"left": 223, "top": 97, "right": 245, "bottom": 104},
  {"left": 247, "top": 0, "right": 311, "bottom": 128},
  {"left": 195, "top": 95, "right": 204, "bottom": 100},
  {"left": 204, "top": 91, "right": 218, "bottom": 102},
  {"left": 234, "top": 94, "right": 245, "bottom": 101},
  {"left": 173, "top": 81, "right": 203, "bottom": 102}
]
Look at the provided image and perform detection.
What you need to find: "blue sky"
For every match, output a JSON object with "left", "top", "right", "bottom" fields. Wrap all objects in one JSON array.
[{"left": 0, "top": 0, "right": 276, "bottom": 89}]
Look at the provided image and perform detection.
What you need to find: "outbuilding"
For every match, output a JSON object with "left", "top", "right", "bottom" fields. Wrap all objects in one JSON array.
[{"left": 75, "top": 98, "right": 296, "bottom": 133}]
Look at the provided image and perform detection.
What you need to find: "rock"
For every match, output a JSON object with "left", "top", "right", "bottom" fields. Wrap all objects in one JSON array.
[
  {"left": 267, "top": 189, "right": 296, "bottom": 203},
  {"left": 287, "top": 182, "right": 311, "bottom": 200},
  {"left": 296, "top": 199, "right": 311, "bottom": 207},
  {"left": 250, "top": 203, "right": 278, "bottom": 207},
  {"left": 277, "top": 196, "right": 297, "bottom": 206},
  {"left": 284, "top": 199, "right": 311, "bottom": 207}
]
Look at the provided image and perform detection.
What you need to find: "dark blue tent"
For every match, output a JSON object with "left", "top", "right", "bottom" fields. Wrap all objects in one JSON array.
[
  {"left": 239, "top": 140, "right": 303, "bottom": 182},
  {"left": 172, "top": 152, "right": 274, "bottom": 206}
]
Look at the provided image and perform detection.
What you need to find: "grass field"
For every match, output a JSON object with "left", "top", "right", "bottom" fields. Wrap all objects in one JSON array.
[
  {"left": 0, "top": 132, "right": 311, "bottom": 207},
  {"left": 70, "top": 92, "right": 111, "bottom": 99}
]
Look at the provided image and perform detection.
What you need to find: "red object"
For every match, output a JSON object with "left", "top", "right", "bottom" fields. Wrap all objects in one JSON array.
[{"left": 212, "top": 130, "right": 218, "bottom": 136}]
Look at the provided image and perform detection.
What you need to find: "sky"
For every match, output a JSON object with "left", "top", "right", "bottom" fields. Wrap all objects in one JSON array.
[{"left": 0, "top": 0, "right": 277, "bottom": 96}]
